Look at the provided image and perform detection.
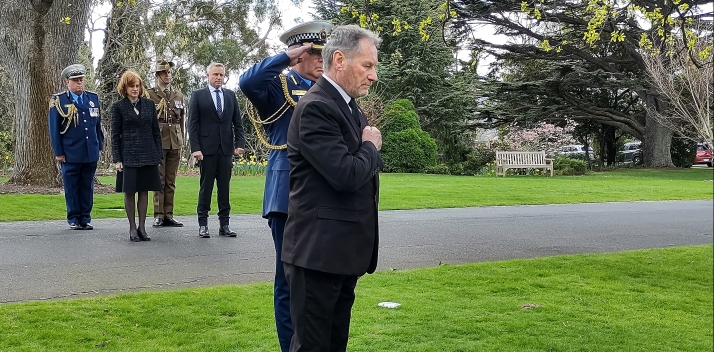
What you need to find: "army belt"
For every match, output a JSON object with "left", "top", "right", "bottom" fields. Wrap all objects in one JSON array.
[{"left": 158, "top": 117, "right": 181, "bottom": 125}]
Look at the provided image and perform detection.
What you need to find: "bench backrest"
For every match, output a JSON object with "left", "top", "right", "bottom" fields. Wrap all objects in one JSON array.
[{"left": 496, "top": 151, "right": 546, "bottom": 165}]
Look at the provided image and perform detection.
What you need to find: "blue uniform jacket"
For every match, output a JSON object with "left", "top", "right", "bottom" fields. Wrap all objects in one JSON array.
[
  {"left": 48, "top": 91, "right": 104, "bottom": 163},
  {"left": 239, "top": 53, "right": 311, "bottom": 218}
]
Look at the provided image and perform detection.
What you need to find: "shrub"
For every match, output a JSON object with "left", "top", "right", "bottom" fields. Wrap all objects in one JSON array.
[
  {"left": 0, "top": 130, "right": 12, "bottom": 173},
  {"left": 424, "top": 163, "right": 450, "bottom": 174},
  {"left": 380, "top": 99, "right": 437, "bottom": 173},
  {"left": 380, "top": 99, "right": 420, "bottom": 134},
  {"left": 554, "top": 157, "right": 588, "bottom": 176},
  {"left": 382, "top": 129, "right": 437, "bottom": 173},
  {"left": 670, "top": 137, "right": 697, "bottom": 168},
  {"left": 448, "top": 145, "right": 496, "bottom": 176}
]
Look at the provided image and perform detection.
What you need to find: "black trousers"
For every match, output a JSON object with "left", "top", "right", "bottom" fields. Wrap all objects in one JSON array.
[
  {"left": 283, "top": 263, "right": 358, "bottom": 352},
  {"left": 197, "top": 152, "right": 233, "bottom": 226}
]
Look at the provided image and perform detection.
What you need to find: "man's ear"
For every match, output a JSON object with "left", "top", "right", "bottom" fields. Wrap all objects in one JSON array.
[{"left": 334, "top": 51, "right": 345, "bottom": 71}]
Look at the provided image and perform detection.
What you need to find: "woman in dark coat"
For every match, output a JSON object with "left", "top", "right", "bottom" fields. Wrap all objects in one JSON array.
[{"left": 112, "top": 70, "right": 163, "bottom": 242}]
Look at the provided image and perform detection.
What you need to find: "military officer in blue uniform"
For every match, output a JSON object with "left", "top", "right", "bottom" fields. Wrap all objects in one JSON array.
[
  {"left": 239, "top": 20, "right": 332, "bottom": 352},
  {"left": 48, "top": 64, "right": 104, "bottom": 230}
]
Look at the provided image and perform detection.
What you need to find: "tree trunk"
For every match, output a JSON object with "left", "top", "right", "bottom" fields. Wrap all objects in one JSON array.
[
  {"left": 642, "top": 94, "right": 674, "bottom": 167},
  {"left": 0, "top": 0, "right": 91, "bottom": 186},
  {"left": 602, "top": 125, "right": 617, "bottom": 166},
  {"left": 642, "top": 114, "right": 674, "bottom": 167}
]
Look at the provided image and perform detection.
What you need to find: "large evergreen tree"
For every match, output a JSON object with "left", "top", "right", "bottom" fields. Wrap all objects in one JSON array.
[{"left": 452, "top": 0, "right": 712, "bottom": 167}]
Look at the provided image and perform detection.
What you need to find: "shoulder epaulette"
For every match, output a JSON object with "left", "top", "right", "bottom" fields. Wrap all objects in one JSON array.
[{"left": 85, "top": 90, "right": 98, "bottom": 96}]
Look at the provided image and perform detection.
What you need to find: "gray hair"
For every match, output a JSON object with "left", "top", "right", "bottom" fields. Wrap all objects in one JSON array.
[
  {"left": 207, "top": 62, "right": 225, "bottom": 73},
  {"left": 323, "top": 25, "right": 381, "bottom": 70}
]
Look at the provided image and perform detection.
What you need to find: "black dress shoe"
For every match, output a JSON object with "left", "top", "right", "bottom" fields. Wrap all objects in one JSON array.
[
  {"left": 137, "top": 228, "right": 151, "bottom": 241},
  {"left": 163, "top": 218, "right": 184, "bottom": 227},
  {"left": 81, "top": 223, "right": 93, "bottom": 230},
  {"left": 129, "top": 230, "right": 141, "bottom": 242},
  {"left": 218, "top": 225, "right": 237, "bottom": 237},
  {"left": 152, "top": 218, "right": 164, "bottom": 227},
  {"left": 198, "top": 225, "right": 210, "bottom": 238}
]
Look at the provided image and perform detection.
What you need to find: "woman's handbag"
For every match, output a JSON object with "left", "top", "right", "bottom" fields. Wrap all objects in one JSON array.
[{"left": 115, "top": 171, "right": 123, "bottom": 193}]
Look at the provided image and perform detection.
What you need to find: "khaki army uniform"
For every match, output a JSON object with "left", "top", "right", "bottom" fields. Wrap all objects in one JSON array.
[{"left": 147, "top": 86, "right": 185, "bottom": 221}]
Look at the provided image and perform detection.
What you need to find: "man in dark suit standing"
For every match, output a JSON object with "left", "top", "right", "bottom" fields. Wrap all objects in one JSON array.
[
  {"left": 188, "top": 62, "right": 245, "bottom": 238},
  {"left": 282, "top": 25, "right": 383, "bottom": 351}
]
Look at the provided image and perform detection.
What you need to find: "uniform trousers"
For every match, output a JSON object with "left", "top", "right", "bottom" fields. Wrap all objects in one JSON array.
[
  {"left": 269, "top": 213, "right": 292, "bottom": 352},
  {"left": 284, "top": 263, "right": 358, "bottom": 352},
  {"left": 197, "top": 151, "right": 233, "bottom": 226},
  {"left": 61, "top": 161, "right": 97, "bottom": 226},
  {"left": 154, "top": 148, "right": 181, "bottom": 219}
]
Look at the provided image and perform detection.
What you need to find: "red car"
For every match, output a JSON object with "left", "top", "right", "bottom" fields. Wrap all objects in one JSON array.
[{"left": 694, "top": 144, "right": 713, "bottom": 167}]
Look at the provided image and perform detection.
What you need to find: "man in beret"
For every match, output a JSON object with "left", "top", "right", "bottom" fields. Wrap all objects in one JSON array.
[
  {"left": 147, "top": 60, "right": 185, "bottom": 228},
  {"left": 48, "top": 64, "right": 104, "bottom": 230},
  {"left": 239, "top": 20, "right": 332, "bottom": 352}
]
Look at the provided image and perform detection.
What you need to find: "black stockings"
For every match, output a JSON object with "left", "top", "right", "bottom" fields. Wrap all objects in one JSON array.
[{"left": 124, "top": 191, "right": 149, "bottom": 234}]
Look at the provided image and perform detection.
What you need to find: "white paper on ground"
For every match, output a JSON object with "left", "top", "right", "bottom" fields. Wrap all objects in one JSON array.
[{"left": 377, "top": 302, "right": 401, "bottom": 309}]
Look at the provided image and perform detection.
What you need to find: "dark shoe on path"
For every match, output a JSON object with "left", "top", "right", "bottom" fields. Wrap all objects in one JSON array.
[
  {"left": 130, "top": 230, "right": 141, "bottom": 242},
  {"left": 152, "top": 218, "right": 164, "bottom": 227},
  {"left": 81, "top": 223, "right": 93, "bottom": 230},
  {"left": 218, "top": 225, "right": 237, "bottom": 237},
  {"left": 163, "top": 218, "right": 184, "bottom": 227},
  {"left": 69, "top": 223, "right": 82, "bottom": 230},
  {"left": 199, "top": 226, "right": 210, "bottom": 238},
  {"left": 137, "top": 228, "right": 151, "bottom": 241}
]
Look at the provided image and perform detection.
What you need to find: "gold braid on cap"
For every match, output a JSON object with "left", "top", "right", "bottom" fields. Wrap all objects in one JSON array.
[
  {"left": 51, "top": 96, "right": 79, "bottom": 134},
  {"left": 246, "top": 74, "right": 297, "bottom": 150}
]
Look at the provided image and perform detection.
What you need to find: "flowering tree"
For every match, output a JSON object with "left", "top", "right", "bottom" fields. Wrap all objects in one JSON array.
[{"left": 502, "top": 121, "right": 578, "bottom": 155}]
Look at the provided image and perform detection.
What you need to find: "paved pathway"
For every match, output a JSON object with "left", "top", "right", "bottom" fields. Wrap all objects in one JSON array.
[{"left": 0, "top": 200, "right": 711, "bottom": 304}]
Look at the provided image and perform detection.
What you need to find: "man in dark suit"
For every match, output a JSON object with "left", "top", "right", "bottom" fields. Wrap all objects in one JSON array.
[
  {"left": 239, "top": 20, "right": 333, "bottom": 352},
  {"left": 188, "top": 62, "right": 245, "bottom": 238},
  {"left": 48, "top": 64, "right": 104, "bottom": 230},
  {"left": 282, "top": 25, "right": 383, "bottom": 351}
]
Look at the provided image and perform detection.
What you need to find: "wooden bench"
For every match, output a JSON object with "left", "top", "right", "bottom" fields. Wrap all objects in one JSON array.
[{"left": 495, "top": 151, "right": 554, "bottom": 177}]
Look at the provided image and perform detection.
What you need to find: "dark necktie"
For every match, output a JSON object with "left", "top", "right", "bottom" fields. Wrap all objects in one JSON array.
[
  {"left": 76, "top": 95, "right": 82, "bottom": 106},
  {"left": 348, "top": 98, "right": 361, "bottom": 123},
  {"left": 214, "top": 89, "right": 222, "bottom": 115}
]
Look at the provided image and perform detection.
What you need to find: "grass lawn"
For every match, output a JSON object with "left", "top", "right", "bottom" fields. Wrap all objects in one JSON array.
[
  {"left": 0, "top": 168, "right": 711, "bottom": 221},
  {"left": 0, "top": 245, "right": 711, "bottom": 351}
]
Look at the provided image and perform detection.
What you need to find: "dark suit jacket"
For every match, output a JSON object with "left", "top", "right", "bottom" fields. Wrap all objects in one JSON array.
[
  {"left": 188, "top": 86, "right": 245, "bottom": 156},
  {"left": 282, "top": 76, "right": 383, "bottom": 277},
  {"left": 110, "top": 97, "right": 163, "bottom": 167}
]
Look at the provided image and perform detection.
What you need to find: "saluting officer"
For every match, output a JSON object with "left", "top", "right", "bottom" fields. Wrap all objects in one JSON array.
[
  {"left": 48, "top": 64, "right": 104, "bottom": 230},
  {"left": 239, "top": 20, "right": 332, "bottom": 352},
  {"left": 147, "top": 60, "right": 185, "bottom": 228}
]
